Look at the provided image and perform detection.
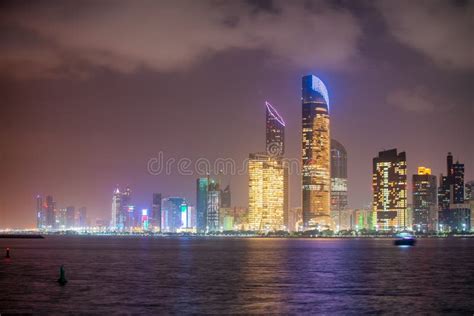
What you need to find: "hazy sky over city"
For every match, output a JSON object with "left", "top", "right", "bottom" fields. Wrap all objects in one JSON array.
[{"left": 0, "top": 0, "right": 473, "bottom": 228}]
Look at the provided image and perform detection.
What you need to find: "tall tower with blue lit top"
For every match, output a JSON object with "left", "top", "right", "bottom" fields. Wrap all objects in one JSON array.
[{"left": 301, "top": 75, "right": 332, "bottom": 230}]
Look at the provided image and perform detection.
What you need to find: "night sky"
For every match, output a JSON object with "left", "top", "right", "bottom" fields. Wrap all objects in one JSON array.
[{"left": 0, "top": 0, "right": 472, "bottom": 228}]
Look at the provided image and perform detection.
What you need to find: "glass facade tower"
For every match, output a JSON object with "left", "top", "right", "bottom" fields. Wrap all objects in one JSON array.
[
  {"left": 302, "top": 75, "right": 332, "bottom": 230},
  {"left": 265, "top": 101, "right": 285, "bottom": 157},
  {"left": 330, "top": 139, "right": 348, "bottom": 229}
]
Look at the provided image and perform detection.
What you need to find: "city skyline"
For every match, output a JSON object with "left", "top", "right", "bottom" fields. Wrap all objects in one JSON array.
[{"left": 1, "top": 1, "right": 473, "bottom": 228}]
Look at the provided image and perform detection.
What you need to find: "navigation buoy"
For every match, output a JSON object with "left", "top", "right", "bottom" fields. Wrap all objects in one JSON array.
[
  {"left": 5, "top": 247, "right": 10, "bottom": 258},
  {"left": 57, "top": 265, "right": 68, "bottom": 286}
]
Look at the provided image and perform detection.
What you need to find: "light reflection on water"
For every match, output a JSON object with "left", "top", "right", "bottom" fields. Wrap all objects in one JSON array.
[{"left": 1, "top": 237, "right": 473, "bottom": 314}]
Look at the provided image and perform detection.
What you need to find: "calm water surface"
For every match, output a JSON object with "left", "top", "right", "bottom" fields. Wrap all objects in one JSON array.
[{"left": 1, "top": 237, "right": 473, "bottom": 314}]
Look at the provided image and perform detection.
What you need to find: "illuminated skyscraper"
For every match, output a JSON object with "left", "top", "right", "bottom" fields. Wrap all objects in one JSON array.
[
  {"left": 162, "top": 197, "right": 186, "bottom": 233},
  {"left": 372, "top": 149, "right": 407, "bottom": 230},
  {"left": 122, "top": 186, "right": 133, "bottom": 229},
  {"left": 330, "top": 139, "right": 348, "bottom": 229},
  {"left": 412, "top": 167, "right": 437, "bottom": 232},
  {"left": 302, "top": 75, "right": 332, "bottom": 229},
  {"left": 265, "top": 101, "right": 285, "bottom": 157},
  {"left": 207, "top": 179, "right": 221, "bottom": 232},
  {"left": 196, "top": 177, "right": 209, "bottom": 233},
  {"left": 111, "top": 187, "right": 121, "bottom": 230},
  {"left": 248, "top": 153, "right": 285, "bottom": 231},
  {"left": 151, "top": 193, "right": 162, "bottom": 232}
]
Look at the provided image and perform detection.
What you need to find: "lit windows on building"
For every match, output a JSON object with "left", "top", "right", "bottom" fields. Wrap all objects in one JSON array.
[
  {"left": 248, "top": 153, "right": 286, "bottom": 231},
  {"left": 372, "top": 149, "right": 407, "bottom": 231},
  {"left": 302, "top": 75, "right": 332, "bottom": 230}
]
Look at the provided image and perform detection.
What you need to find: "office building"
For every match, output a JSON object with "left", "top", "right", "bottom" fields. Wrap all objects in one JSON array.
[
  {"left": 302, "top": 75, "right": 332, "bottom": 230},
  {"left": 45, "top": 195, "right": 56, "bottom": 229},
  {"left": 207, "top": 179, "right": 221, "bottom": 232},
  {"left": 439, "top": 152, "right": 465, "bottom": 209},
  {"left": 412, "top": 167, "right": 437, "bottom": 232},
  {"left": 36, "top": 195, "right": 45, "bottom": 229},
  {"left": 330, "top": 139, "right": 348, "bottom": 229},
  {"left": 162, "top": 197, "right": 187, "bottom": 233},
  {"left": 248, "top": 153, "right": 285, "bottom": 231},
  {"left": 196, "top": 178, "right": 209, "bottom": 233},
  {"left": 78, "top": 207, "right": 87, "bottom": 227},
  {"left": 151, "top": 193, "right": 162, "bottom": 232},
  {"left": 372, "top": 149, "right": 407, "bottom": 230}
]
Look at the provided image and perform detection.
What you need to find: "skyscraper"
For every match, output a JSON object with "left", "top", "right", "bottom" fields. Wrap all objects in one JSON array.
[
  {"left": 439, "top": 152, "right": 465, "bottom": 209},
  {"left": 162, "top": 197, "right": 186, "bottom": 233},
  {"left": 45, "top": 195, "right": 56, "bottom": 229},
  {"left": 78, "top": 207, "right": 87, "bottom": 227},
  {"left": 207, "top": 179, "right": 221, "bottom": 232},
  {"left": 221, "top": 185, "right": 231, "bottom": 209},
  {"left": 466, "top": 181, "right": 474, "bottom": 201},
  {"left": 36, "top": 195, "right": 45, "bottom": 229},
  {"left": 151, "top": 193, "right": 162, "bottom": 232},
  {"left": 66, "top": 206, "right": 75, "bottom": 228},
  {"left": 302, "top": 75, "right": 332, "bottom": 230},
  {"left": 248, "top": 153, "right": 285, "bottom": 231},
  {"left": 412, "top": 167, "right": 437, "bottom": 232},
  {"left": 265, "top": 101, "right": 285, "bottom": 157},
  {"left": 122, "top": 186, "right": 132, "bottom": 229},
  {"left": 111, "top": 187, "right": 121, "bottom": 230},
  {"left": 372, "top": 149, "right": 407, "bottom": 230},
  {"left": 196, "top": 177, "right": 209, "bottom": 233},
  {"left": 330, "top": 139, "right": 348, "bottom": 229}
]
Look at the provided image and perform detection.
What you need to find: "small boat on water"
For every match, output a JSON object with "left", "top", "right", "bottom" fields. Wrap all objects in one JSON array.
[{"left": 394, "top": 232, "right": 416, "bottom": 247}]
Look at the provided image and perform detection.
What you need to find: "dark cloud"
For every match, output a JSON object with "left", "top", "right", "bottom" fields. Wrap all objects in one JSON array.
[
  {"left": 0, "top": 0, "right": 362, "bottom": 79},
  {"left": 377, "top": 0, "right": 474, "bottom": 70}
]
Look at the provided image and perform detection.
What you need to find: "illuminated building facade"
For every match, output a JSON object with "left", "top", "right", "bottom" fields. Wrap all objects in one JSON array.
[
  {"left": 330, "top": 139, "right": 348, "bottom": 229},
  {"left": 265, "top": 101, "right": 285, "bottom": 157},
  {"left": 372, "top": 149, "right": 407, "bottom": 230},
  {"left": 412, "top": 167, "right": 437, "bottom": 232},
  {"left": 162, "top": 197, "right": 187, "bottom": 233},
  {"left": 465, "top": 181, "right": 474, "bottom": 201},
  {"left": 141, "top": 209, "right": 149, "bottom": 231},
  {"left": 196, "top": 178, "right": 209, "bottom": 233},
  {"left": 111, "top": 187, "right": 121, "bottom": 230},
  {"left": 151, "top": 193, "right": 162, "bottom": 232},
  {"left": 110, "top": 186, "right": 132, "bottom": 230},
  {"left": 207, "top": 179, "right": 221, "bottom": 232},
  {"left": 122, "top": 187, "right": 132, "bottom": 229},
  {"left": 302, "top": 75, "right": 332, "bottom": 229},
  {"left": 248, "top": 153, "right": 285, "bottom": 231}
]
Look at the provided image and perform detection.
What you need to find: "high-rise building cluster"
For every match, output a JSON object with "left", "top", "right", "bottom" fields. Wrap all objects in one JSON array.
[
  {"left": 34, "top": 75, "right": 472, "bottom": 234},
  {"left": 36, "top": 195, "right": 87, "bottom": 230}
]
